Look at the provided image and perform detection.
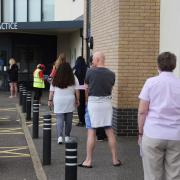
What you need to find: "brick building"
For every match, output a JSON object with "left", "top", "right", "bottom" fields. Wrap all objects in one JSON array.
[{"left": 84, "top": 0, "right": 160, "bottom": 136}]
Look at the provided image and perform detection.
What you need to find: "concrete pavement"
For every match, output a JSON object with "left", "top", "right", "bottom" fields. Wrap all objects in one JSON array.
[
  {"left": 22, "top": 92, "right": 144, "bottom": 180},
  {"left": 0, "top": 91, "right": 144, "bottom": 179}
]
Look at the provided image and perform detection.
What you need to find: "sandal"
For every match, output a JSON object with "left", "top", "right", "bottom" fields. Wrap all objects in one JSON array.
[{"left": 78, "top": 161, "right": 93, "bottom": 168}]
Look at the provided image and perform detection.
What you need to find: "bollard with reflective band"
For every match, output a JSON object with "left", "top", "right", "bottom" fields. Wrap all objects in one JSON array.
[
  {"left": 65, "top": 141, "right": 77, "bottom": 180},
  {"left": 43, "top": 114, "right": 51, "bottom": 165},
  {"left": 22, "top": 88, "right": 27, "bottom": 113},
  {"left": 20, "top": 86, "right": 25, "bottom": 106},
  {"left": 32, "top": 100, "right": 39, "bottom": 138},
  {"left": 26, "top": 91, "right": 32, "bottom": 121},
  {"left": 19, "top": 84, "right": 23, "bottom": 106}
]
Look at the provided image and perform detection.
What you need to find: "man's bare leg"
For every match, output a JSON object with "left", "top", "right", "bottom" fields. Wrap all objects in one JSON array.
[
  {"left": 105, "top": 128, "right": 120, "bottom": 165},
  {"left": 82, "top": 128, "right": 96, "bottom": 166}
]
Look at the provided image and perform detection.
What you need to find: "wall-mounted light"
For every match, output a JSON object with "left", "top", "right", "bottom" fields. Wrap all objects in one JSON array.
[{"left": 88, "top": 36, "right": 93, "bottom": 50}]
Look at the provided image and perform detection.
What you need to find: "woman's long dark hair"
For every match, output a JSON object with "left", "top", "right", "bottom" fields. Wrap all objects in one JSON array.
[
  {"left": 52, "top": 62, "right": 75, "bottom": 88},
  {"left": 74, "top": 56, "right": 87, "bottom": 84}
]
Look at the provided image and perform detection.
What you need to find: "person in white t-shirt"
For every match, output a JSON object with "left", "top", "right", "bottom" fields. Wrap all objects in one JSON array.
[{"left": 48, "top": 62, "right": 80, "bottom": 144}]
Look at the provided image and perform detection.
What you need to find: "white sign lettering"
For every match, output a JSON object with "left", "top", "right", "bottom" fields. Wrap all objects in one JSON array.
[{"left": 0, "top": 23, "right": 18, "bottom": 30}]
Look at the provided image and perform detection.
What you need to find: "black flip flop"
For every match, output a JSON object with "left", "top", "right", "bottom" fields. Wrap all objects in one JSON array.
[{"left": 78, "top": 162, "right": 93, "bottom": 168}]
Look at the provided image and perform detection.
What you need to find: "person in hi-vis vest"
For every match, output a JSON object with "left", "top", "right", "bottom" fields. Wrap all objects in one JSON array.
[{"left": 33, "top": 64, "right": 45, "bottom": 104}]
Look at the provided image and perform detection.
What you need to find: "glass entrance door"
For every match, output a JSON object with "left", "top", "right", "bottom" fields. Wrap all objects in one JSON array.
[
  {"left": 0, "top": 50, "right": 7, "bottom": 71},
  {"left": 0, "top": 49, "right": 9, "bottom": 90},
  {"left": 14, "top": 45, "right": 43, "bottom": 82}
]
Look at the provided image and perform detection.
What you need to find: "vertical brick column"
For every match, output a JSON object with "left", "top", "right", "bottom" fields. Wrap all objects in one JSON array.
[{"left": 115, "top": 0, "right": 160, "bottom": 135}]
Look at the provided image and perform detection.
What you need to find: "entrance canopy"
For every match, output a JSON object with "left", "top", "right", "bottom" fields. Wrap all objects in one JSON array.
[{"left": 0, "top": 20, "right": 83, "bottom": 33}]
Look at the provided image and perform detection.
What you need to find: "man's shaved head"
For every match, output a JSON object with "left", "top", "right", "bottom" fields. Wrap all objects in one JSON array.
[{"left": 92, "top": 51, "right": 105, "bottom": 67}]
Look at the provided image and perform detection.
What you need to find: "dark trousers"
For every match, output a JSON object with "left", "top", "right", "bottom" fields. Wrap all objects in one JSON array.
[
  {"left": 34, "top": 88, "right": 43, "bottom": 101},
  {"left": 77, "top": 90, "right": 86, "bottom": 125},
  {"left": 96, "top": 127, "right": 107, "bottom": 140}
]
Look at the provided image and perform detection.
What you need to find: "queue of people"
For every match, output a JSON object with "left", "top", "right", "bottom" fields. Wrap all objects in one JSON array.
[
  {"left": 46, "top": 50, "right": 180, "bottom": 178},
  {"left": 7, "top": 50, "right": 180, "bottom": 178}
]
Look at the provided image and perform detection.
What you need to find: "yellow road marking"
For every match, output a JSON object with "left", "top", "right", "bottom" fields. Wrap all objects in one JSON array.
[
  {"left": 0, "top": 133, "right": 24, "bottom": 135},
  {"left": 0, "top": 117, "right": 9, "bottom": 120},
  {"left": 0, "top": 146, "right": 30, "bottom": 158},
  {"left": 0, "top": 155, "right": 30, "bottom": 158},
  {"left": 27, "top": 123, "right": 56, "bottom": 127},
  {"left": 0, "top": 146, "right": 28, "bottom": 148},
  {"left": 0, "top": 128, "right": 23, "bottom": 135},
  {"left": 25, "top": 118, "right": 78, "bottom": 127},
  {"left": 0, "top": 127, "right": 21, "bottom": 129},
  {"left": 0, "top": 108, "right": 16, "bottom": 110},
  {"left": 0, "top": 108, "right": 16, "bottom": 112}
]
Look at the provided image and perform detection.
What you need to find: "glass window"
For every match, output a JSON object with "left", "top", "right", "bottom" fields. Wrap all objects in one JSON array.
[
  {"left": 29, "top": 0, "right": 41, "bottom": 22},
  {"left": 15, "top": 0, "right": 27, "bottom": 22},
  {"left": 43, "top": 0, "right": 54, "bottom": 21},
  {"left": 3, "top": 0, "right": 14, "bottom": 22}
]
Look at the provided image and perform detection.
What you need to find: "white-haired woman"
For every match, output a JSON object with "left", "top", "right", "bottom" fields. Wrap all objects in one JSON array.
[{"left": 8, "top": 58, "right": 18, "bottom": 98}]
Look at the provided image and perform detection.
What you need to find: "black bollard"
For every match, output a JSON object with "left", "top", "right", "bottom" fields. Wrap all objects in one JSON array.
[
  {"left": 19, "top": 84, "right": 23, "bottom": 106},
  {"left": 65, "top": 140, "right": 77, "bottom": 180},
  {"left": 32, "top": 100, "right": 39, "bottom": 138},
  {"left": 43, "top": 114, "right": 51, "bottom": 165},
  {"left": 26, "top": 91, "right": 32, "bottom": 121},
  {"left": 20, "top": 85, "right": 25, "bottom": 106},
  {"left": 22, "top": 88, "right": 27, "bottom": 113}
]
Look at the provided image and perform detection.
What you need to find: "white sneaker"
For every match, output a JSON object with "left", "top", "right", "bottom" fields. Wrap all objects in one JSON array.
[
  {"left": 65, "top": 136, "right": 70, "bottom": 143},
  {"left": 58, "top": 136, "right": 63, "bottom": 144}
]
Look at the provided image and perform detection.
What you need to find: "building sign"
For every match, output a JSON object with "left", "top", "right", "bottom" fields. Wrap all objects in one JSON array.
[
  {"left": 0, "top": 23, "right": 18, "bottom": 30},
  {"left": 0, "top": 21, "right": 83, "bottom": 31}
]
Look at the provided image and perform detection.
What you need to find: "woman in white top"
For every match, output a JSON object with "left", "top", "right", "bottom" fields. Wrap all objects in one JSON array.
[
  {"left": 138, "top": 52, "right": 180, "bottom": 180},
  {"left": 48, "top": 62, "right": 79, "bottom": 144}
]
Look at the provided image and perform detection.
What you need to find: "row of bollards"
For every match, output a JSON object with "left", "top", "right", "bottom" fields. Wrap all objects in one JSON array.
[
  {"left": 19, "top": 84, "right": 40, "bottom": 141},
  {"left": 19, "top": 84, "right": 31, "bottom": 119},
  {"left": 42, "top": 114, "right": 78, "bottom": 180},
  {"left": 18, "top": 83, "right": 78, "bottom": 180}
]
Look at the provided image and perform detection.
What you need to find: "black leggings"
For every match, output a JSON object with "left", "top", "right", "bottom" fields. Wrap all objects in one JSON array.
[
  {"left": 77, "top": 90, "right": 86, "bottom": 125},
  {"left": 34, "top": 88, "right": 43, "bottom": 101}
]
